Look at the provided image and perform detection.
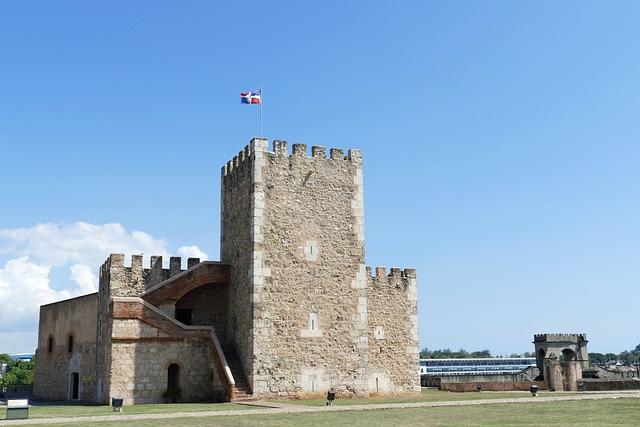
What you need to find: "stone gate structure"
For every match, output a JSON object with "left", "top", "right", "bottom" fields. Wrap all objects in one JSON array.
[
  {"left": 533, "top": 333, "right": 588, "bottom": 391},
  {"left": 33, "top": 138, "right": 420, "bottom": 404}
]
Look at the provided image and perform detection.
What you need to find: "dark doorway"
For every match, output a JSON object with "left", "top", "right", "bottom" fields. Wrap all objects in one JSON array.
[
  {"left": 167, "top": 364, "right": 180, "bottom": 403},
  {"left": 71, "top": 373, "right": 79, "bottom": 400},
  {"left": 176, "top": 309, "right": 192, "bottom": 325},
  {"left": 537, "top": 349, "right": 546, "bottom": 371}
]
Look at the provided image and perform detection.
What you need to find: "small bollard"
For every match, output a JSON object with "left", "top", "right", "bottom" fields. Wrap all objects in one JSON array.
[
  {"left": 112, "top": 397, "right": 124, "bottom": 412},
  {"left": 530, "top": 384, "right": 538, "bottom": 397},
  {"left": 326, "top": 389, "right": 336, "bottom": 406}
]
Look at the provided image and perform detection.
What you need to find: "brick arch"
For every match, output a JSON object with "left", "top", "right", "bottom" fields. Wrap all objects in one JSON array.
[{"left": 172, "top": 281, "right": 227, "bottom": 304}]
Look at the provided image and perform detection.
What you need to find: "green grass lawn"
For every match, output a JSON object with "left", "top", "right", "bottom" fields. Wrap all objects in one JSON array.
[
  {"left": 0, "top": 401, "right": 255, "bottom": 419},
  {"left": 13, "top": 398, "right": 638, "bottom": 426},
  {"left": 0, "top": 389, "right": 586, "bottom": 420},
  {"left": 271, "top": 387, "right": 579, "bottom": 406}
]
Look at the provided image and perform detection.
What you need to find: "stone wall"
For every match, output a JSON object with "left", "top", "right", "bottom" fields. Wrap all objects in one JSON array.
[
  {"left": 249, "top": 141, "right": 369, "bottom": 398},
  {"left": 108, "top": 298, "right": 227, "bottom": 404},
  {"left": 367, "top": 267, "right": 420, "bottom": 394},
  {"left": 440, "top": 381, "right": 547, "bottom": 392},
  {"left": 175, "top": 284, "right": 229, "bottom": 337},
  {"left": 33, "top": 293, "right": 98, "bottom": 401},
  {"left": 220, "top": 139, "right": 266, "bottom": 388},
  {"left": 109, "top": 338, "right": 218, "bottom": 404},
  {"left": 534, "top": 333, "right": 590, "bottom": 371},
  {"left": 219, "top": 138, "right": 419, "bottom": 398},
  {"left": 101, "top": 254, "right": 195, "bottom": 298},
  {"left": 579, "top": 379, "right": 640, "bottom": 391},
  {"left": 35, "top": 137, "right": 420, "bottom": 404},
  {"left": 438, "top": 366, "right": 540, "bottom": 384},
  {"left": 95, "top": 254, "right": 225, "bottom": 404},
  {"left": 96, "top": 256, "right": 115, "bottom": 403}
]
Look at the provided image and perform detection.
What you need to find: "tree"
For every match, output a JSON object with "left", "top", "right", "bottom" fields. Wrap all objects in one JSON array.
[
  {"left": 0, "top": 356, "right": 35, "bottom": 387},
  {"left": 589, "top": 353, "right": 607, "bottom": 364},
  {"left": 420, "top": 347, "right": 430, "bottom": 359},
  {"left": 471, "top": 350, "right": 492, "bottom": 358},
  {"left": 0, "top": 353, "right": 11, "bottom": 365},
  {"left": 605, "top": 353, "right": 618, "bottom": 362},
  {"left": 419, "top": 348, "right": 493, "bottom": 359},
  {"left": 620, "top": 351, "right": 639, "bottom": 366}
]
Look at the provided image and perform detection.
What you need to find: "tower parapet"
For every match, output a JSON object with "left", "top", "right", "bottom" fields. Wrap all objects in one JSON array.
[
  {"left": 367, "top": 266, "right": 417, "bottom": 288},
  {"left": 99, "top": 254, "right": 201, "bottom": 297},
  {"left": 366, "top": 265, "right": 420, "bottom": 393},
  {"left": 534, "top": 333, "right": 588, "bottom": 343}
]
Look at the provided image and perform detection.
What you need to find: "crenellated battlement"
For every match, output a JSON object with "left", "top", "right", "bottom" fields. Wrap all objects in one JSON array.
[
  {"left": 269, "top": 139, "right": 362, "bottom": 164},
  {"left": 365, "top": 265, "right": 417, "bottom": 290},
  {"left": 100, "top": 253, "right": 202, "bottom": 296},
  {"left": 221, "top": 138, "right": 268, "bottom": 178},
  {"left": 534, "top": 333, "right": 588, "bottom": 343},
  {"left": 221, "top": 138, "right": 363, "bottom": 179}
]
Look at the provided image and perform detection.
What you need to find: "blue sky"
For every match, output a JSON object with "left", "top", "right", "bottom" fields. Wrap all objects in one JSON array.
[{"left": 1, "top": 1, "right": 639, "bottom": 355}]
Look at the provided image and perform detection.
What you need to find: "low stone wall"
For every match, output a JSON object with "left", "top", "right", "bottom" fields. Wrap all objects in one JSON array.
[
  {"left": 580, "top": 379, "right": 640, "bottom": 391},
  {"left": 440, "top": 381, "right": 547, "bottom": 392}
]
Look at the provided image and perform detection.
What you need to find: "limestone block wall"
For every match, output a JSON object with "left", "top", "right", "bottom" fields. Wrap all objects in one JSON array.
[
  {"left": 33, "top": 293, "right": 98, "bottom": 401},
  {"left": 248, "top": 140, "right": 368, "bottom": 398},
  {"left": 95, "top": 253, "right": 203, "bottom": 403},
  {"left": 109, "top": 338, "right": 217, "bottom": 404},
  {"left": 220, "top": 139, "right": 267, "bottom": 386},
  {"left": 100, "top": 254, "right": 196, "bottom": 298},
  {"left": 174, "top": 284, "right": 229, "bottom": 334},
  {"left": 107, "top": 298, "right": 227, "bottom": 404},
  {"left": 367, "top": 267, "right": 421, "bottom": 395}
]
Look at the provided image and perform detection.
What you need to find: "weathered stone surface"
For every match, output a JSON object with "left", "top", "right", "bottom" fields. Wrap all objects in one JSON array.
[
  {"left": 534, "top": 333, "right": 589, "bottom": 391},
  {"left": 33, "top": 293, "right": 98, "bottom": 402},
  {"left": 34, "top": 137, "right": 419, "bottom": 403},
  {"left": 367, "top": 269, "right": 421, "bottom": 394}
]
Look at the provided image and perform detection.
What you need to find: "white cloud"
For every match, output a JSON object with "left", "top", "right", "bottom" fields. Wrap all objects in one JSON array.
[
  {"left": 0, "top": 222, "right": 208, "bottom": 354},
  {"left": 177, "top": 245, "right": 208, "bottom": 261},
  {"left": 0, "top": 256, "right": 71, "bottom": 328},
  {"left": 0, "top": 222, "right": 170, "bottom": 267},
  {"left": 70, "top": 264, "right": 98, "bottom": 294}
]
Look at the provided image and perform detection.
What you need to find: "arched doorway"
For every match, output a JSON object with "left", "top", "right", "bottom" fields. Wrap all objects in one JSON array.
[
  {"left": 560, "top": 348, "right": 576, "bottom": 361},
  {"left": 69, "top": 372, "right": 80, "bottom": 400},
  {"left": 536, "top": 348, "right": 546, "bottom": 372},
  {"left": 166, "top": 364, "right": 180, "bottom": 403}
]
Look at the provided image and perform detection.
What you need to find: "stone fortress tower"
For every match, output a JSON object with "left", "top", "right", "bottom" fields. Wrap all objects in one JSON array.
[
  {"left": 220, "top": 139, "right": 420, "bottom": 396},
  {"left": 33, "top": 138, "right": 420, "bottom": 403}
]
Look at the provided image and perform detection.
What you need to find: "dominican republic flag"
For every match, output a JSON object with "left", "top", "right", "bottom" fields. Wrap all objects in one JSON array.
[{"left": 241, "top": 91, "right": 261, "bottom": 105}]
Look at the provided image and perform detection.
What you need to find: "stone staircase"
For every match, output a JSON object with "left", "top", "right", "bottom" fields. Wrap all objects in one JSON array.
[{"left": 220, "top": 341, "right": 254, "bottom": 402}]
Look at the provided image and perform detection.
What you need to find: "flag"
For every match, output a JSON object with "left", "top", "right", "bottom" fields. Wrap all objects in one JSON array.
[{"left": 241, "top": 91, "right": 261, "bottom": 105}]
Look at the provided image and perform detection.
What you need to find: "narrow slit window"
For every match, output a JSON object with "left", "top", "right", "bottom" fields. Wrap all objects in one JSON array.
[{"left": 309, "top": 313, "right": 318, "bottom": 331}]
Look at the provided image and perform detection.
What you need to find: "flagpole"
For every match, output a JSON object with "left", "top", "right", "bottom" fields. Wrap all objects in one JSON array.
[{"left": 259, "top": 86, "right": 263, "bottom": 137}]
